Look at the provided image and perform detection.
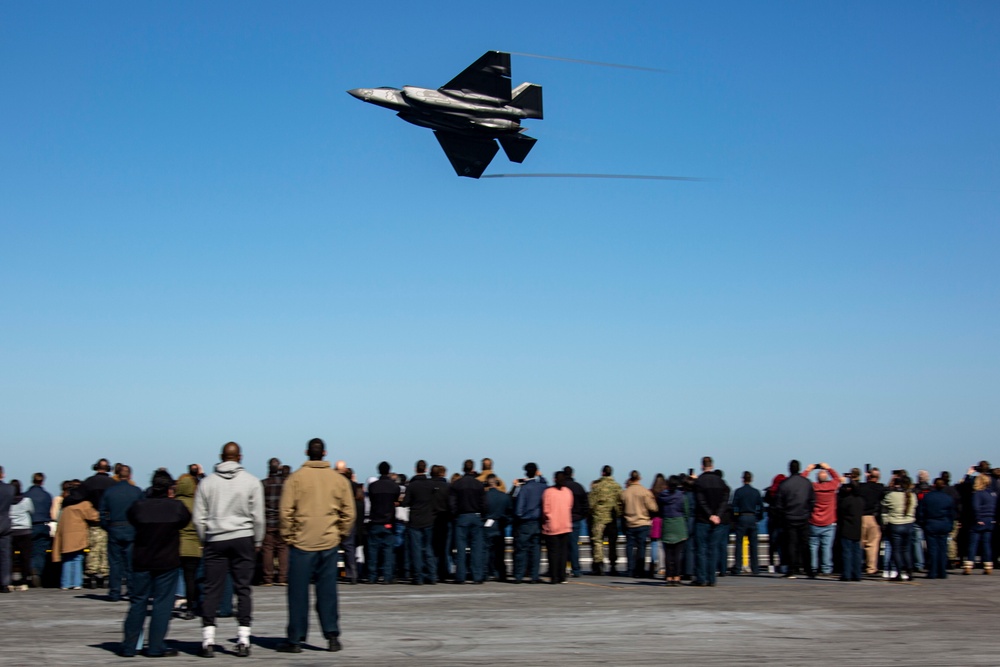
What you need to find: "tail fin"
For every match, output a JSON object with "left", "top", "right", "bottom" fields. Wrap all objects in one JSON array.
[
  {"left": 510, "top": 82, "right": 543, "bottom": 119},
  {"left": 498, "top": 134, "right": 537, "bottom": 163}
]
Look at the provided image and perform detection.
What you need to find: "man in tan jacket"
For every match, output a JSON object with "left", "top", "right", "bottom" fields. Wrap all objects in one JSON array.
[
  {"left": 277, "top": 438, "right": 356, "bottom": 654},
  {"left": 622, "top": 471, "right": 658, "bottom": 578}
]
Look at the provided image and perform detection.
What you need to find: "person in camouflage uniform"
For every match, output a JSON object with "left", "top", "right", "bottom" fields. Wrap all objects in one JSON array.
[{"left": 589, "top": 466, "right": 623, "bottom": 575}]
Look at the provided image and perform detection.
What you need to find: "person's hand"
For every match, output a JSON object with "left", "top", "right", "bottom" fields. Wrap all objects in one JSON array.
[
  {"left": 709, "top": 515, "right": 720, "bottom": 525},
  {"left": 819, "top": 463, "right": 828, "bottom": 470}
]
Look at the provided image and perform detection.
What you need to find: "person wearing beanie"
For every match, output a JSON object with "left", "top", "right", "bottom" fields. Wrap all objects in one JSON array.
[{"left": 119, "top": 470, "right": 191, "bottom": 658}]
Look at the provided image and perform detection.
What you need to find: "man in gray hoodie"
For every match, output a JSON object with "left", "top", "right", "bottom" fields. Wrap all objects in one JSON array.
[{"left": 193, "top": 442, "right": 265, "bottom": 658}]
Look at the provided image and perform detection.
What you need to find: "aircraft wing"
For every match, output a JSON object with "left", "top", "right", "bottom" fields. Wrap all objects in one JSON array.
[
  {"left": 433, "top": 131, "right": 499, "bottom": 178},
  {"left": 441, "top": 51, "right": 512, "bottom": 101}
]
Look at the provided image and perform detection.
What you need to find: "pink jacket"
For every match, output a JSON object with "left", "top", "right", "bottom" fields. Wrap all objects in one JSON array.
[{"left": 542, "top": 486, "right": 574, "bottom": 535}]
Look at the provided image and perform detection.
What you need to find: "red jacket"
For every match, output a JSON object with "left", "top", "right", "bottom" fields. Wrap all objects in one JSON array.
[{"left": 809, "top": 468, "right": 840, "bottom": 527}]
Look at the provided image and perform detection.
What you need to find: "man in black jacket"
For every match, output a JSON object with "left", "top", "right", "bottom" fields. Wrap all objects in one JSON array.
[
  {"left": 692, "top": 457, "right": 730, "bottom": 587},
  {"left": 858, "top": 468, "right": 886, "bottom": 575},
  {"left": 776, "top": 460, "right": 816, "bottom": 578},
  {"left": 402, "top": 460, "right": 441, "bottom": 585},
  {"left": 366, "top": 463, "right": 400, "bottom": 584},
  {"left": 730, "top": 471, "right": 762, "bottom": 575},
  {"left": 562, "top": 466, "right": 590, "bottom": 578},
  {"left": 120, "top": 470, "right": 191, "bottom": 658},
  {"left": 450, "top": 460, "right": 487, "bottom": 584}
]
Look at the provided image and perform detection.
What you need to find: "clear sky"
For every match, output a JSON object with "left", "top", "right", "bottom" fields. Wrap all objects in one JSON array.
[{"left": 2, "top": 2, "right": 998, "bottom": 490}]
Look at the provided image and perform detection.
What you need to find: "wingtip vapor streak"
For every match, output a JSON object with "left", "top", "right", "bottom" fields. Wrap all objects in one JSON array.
[{"left": 348, "top": 51, "right": 542, "bottom": 179}]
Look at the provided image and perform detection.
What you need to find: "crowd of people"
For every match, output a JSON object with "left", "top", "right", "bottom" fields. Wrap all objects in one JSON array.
[{"left": 0, "top": 448, "right": 998, "bottom": 658}]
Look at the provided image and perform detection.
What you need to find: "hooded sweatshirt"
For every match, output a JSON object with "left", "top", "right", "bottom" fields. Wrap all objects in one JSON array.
[{"left": 193, "top": 461, "right": 265, "bottom": 546}]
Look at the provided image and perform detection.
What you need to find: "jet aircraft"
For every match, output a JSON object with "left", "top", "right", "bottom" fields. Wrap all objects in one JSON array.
[{"left": 348, "top": 51, "right": 543, "bottom": 178}]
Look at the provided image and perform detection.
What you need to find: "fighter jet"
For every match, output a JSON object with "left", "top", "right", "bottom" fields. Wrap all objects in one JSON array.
[{"left": 348, "top": 51, "right": 543, "bottom": 178}]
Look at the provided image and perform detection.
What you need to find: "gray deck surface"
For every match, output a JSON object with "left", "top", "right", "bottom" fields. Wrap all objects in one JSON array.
[{"left": 2, "top": 572, "right": 997, "bottom": 665}]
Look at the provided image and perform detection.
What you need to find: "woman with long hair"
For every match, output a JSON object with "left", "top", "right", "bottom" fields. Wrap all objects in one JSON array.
[
  {"left": 657, "top": 475, "right": 689, "bottom": 586},
  {"left": 8, "top": 480, "right": 35, "bottom": 589},
  {"left": 882, "top": 473, "right": 917, "bottom": 581},
  {"left": 965, "top": 473, "right": 997, "bottom": 575},
  {"left": 649, "top": 473, "right": 668, "bottom": 577}
]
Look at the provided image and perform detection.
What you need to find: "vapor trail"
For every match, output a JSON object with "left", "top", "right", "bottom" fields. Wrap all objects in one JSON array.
[
  {"left": 510, "top": 52, "right": 670, "bottom": 73},
  {"left": 481, "top": 174, "right": 706, "bottom": 181}
]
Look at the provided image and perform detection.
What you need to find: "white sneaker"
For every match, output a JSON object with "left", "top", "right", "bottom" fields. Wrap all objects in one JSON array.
[{"left": 900, "top": 573, "right": 910, "bottom": 581}]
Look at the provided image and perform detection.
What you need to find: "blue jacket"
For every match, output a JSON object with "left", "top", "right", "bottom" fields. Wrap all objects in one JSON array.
[
  {"left": 512, "top": 476, "right": 548, "bottom": 521},
  {"left": 917, "top": 489, "right": 955, "bottom": 534},
  {"left": 100, "top": 480, "right": 145, "bottom": 536},
  {"left": 972, "top": 489, "right": 997, "bottom": 527},
  {"left": 657, "top": 489, "right": 687, "bottom": 519},
  {"left": 25, "top": 484, "right": 52, "bottom": 524}
]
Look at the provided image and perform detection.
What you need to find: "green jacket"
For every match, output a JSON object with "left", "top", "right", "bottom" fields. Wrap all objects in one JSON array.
[{"left": 175, "top": 475, "right": 203, "bottom": 558}]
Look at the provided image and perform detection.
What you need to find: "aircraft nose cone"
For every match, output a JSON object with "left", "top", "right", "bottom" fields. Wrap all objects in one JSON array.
[{"left": 347, "top": 88, "right": 367, "bottom": 100}]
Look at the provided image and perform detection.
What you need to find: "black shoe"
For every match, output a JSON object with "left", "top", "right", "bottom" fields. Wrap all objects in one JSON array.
[
  {"left": 145, "top": 649, "right": 179, "bottom": 658},
  {"left": 471, "top": 580, "right": 484, "bottom": 585},
  {"left": 410, "top": 580, "right": 423, "bottom": 586},
  {"left": 276, "top": 642, "right": 302, "bottom": 654},
  {"left": 198, "top": 646, "right": 214, "bottom": 658},
  {"left": 235, "top": 644, "right": 250, "bottom": 657},
  {"left": 688, "top": 581, "right": 706, "bottom": 587},
  {"left": 510, "top": 579, "right": 522, "bottom": 584},
  {"left": 0, "top": 586, "right": 10, "bottom": 594},
  {"left": 118, "top": 649, "right": 136, "bottom": 658},
  {"left": 328, "top": 638, "right": 342, "bottom": 652},
  {"left": 180, "top": 611, "right": 196, "bottom": 621}
]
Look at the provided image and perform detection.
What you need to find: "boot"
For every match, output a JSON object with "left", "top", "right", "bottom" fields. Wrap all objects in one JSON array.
[
  {"left": 590, "top": 562, "right": 602, "bottom": 576},
  {"left": 962, "top": 560, "right": 973, "bottom": 575},
  {"left": 984, "top": 562, "right": 993, "bottom": 575}
]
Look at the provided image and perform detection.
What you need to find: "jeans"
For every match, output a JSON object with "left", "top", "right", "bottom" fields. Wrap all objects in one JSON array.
[
  {"left": 694, "top": 522, "right": 723, "bottom": 585},
  {"left": 122, "top": 568, "right": 179, "bottom": 656},
  {"left": 453, "top": 514, "right": 484, "bottom": 583},
  {"left": 61, "top": 551, "right": 84, "bottom": 588},
  {"left": 106, "top": 526, "right": 135, "bottom": 600},
  {"left": 568, "top": 519, "right": 585, "bottom": 575},
  {"left": 925, "top": 530, "right": 950, "bottom": 578},
  {"left": 32, "top": 524, "right": 52, "bottom": 579},
  {"left": 968, "top": 524, "right": 994, "bottom": 564},
  {"left": 286, "top": 546, "right": 340, "bottom": 645},
  {"left": 841, "top": 538, "right": 862, "bottom": 580},
  {"left": 339, "top": 525, "right": 357, "bottom": 580},
  {"left": 408, "top": 525, "right": 436, "bottom": 584},
  {"left": 394, "top": 523, "right": 409, "bottom": 580},
  {"left": 0, "top": 533, "right": 11, "bottom": 587},
  {"left": 888, "top": 523, "right": 914, "bottom": 575},
  {"left": 625, "top": 525, "right": 650, "bottom": 577},
  {"left": 483, "top": 524, "right": 507, "bottom": 580},
  {"left": 513, "top": 519, "right": 541, "bottom": 581},
  {"left": 367, "top": 525, "right": 395, "bottom": 583},
  {"left": 911, "top": 524, "right": 925, "bottom": 570},
  {"left": 809, "top": 523, "right": 836, "bottom": 574},
  {"left": 733, "top": 515, "right": 760, "bottom": 574}
]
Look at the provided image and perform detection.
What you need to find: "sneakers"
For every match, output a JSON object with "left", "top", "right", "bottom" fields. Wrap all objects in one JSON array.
[
  {"left": 276, "top": 643, "right": 302, "bottom": 654},
  {"left": 900, "top": 573, "right": 911, "bottom": 582},
  {"left": 235, "top": 644, "right": 250, "bottom": 658},
  {"left": 198, "top": 645, "right": 214, "bottom": 659},
  {"left": 328, "top": 638, "right": 343, "bottom": 652}
]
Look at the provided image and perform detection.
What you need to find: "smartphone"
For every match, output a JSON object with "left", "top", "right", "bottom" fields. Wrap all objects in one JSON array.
[
  {"left": 688, "top": 468, "right": 694, "bottom": 476},
  {"left": 865, "top": 463, "right": 871, "bottom": 473}
]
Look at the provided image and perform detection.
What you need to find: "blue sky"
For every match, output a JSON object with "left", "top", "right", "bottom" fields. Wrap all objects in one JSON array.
[{"left": 2, "top": 2, "right": 998, "bottom": 490}]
